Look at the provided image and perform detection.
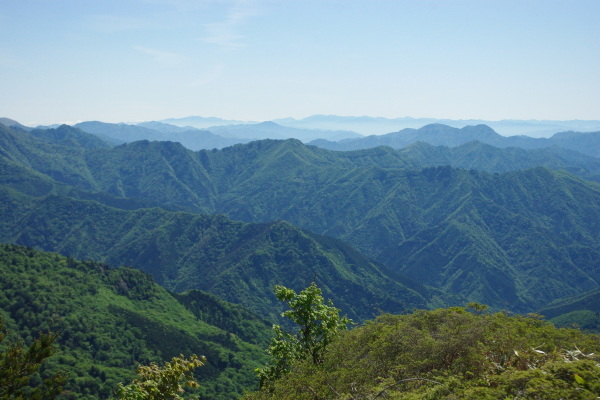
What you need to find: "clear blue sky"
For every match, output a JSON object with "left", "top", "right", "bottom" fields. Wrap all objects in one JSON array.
[{"left": 1, "top": 0, "right": 599, "bottom": 125}]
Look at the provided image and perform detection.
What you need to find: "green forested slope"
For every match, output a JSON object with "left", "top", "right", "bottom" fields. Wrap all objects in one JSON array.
[
  {"left": 0, "top": 187, "right": 439, "bottom": 322},
  {"left": 0, "top": 244, "right": 269, "bottom": 399},
  {"left": 1, "top": 126, "right": 599, "bottom": 312},
  {"left": 398, "top": 140, "right": 600, "bottom": 182},
  {"left": 538, "top": 288, "right": 600, "bottom": 332}
]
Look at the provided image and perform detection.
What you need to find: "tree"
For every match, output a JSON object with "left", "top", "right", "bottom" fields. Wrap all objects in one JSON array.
[
  {"left": 0, "top": 317, "right": 67, "bottom": 400},
  {"left": 256, "top": 283, "right": 351, "bottom": 388},
  {"left": 114, "top": 354, "right": 205, "bottom": 400}
]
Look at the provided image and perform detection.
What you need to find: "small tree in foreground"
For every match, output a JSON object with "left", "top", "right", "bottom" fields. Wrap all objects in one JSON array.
[
  {"left": 0, "top": 317, "right": 67, "bottom": 400},
  {"left": 257, "top": 283, "right": 351, "bottom": 388},
  {"left": 114, "top": 354, "right": 205, "bottom": 400}
]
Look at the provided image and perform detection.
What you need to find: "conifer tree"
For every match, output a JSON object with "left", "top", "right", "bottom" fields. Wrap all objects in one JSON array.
[{"left": 0, "top": 317, "right": 67, "bottom": 400}]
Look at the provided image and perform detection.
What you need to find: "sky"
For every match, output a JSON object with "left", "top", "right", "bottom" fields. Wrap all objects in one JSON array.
[{"left": 1, "top": 0, "right": 599, "bottom": 126}]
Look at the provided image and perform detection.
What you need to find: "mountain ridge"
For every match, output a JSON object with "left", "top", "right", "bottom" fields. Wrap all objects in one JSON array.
[
  {"left": 1, "top": 125, "right": 598, "bottom": 312},
  {"left": 309, "top": 123, "right": 600, "bottom": 158}
]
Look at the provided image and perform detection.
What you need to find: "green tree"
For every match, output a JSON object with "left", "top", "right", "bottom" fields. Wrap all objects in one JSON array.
[
  {"left": 0, "top": 317, "right": 67, "bottom": 400},
  {"left": 114, "top": 354, "right": 205, "bottom": 400},
  {"left": 257, "top": 283, "right": 351, "bottom": 388}
]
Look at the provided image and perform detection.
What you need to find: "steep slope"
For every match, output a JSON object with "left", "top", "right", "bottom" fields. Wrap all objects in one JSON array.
[
  {"left": 0, "top": 124, "right": 99, "bottom": 190},
  {"left": 2, "top": 127, "right": 599, "bottom": 312},
  {"left": 399, "top": 141, "right": 600, "bottom": 182},
  {"left": 29, "top": 124, "right": 112, "bottom": 149},
  {"left": 0, "top": 117, "right": 31, "bottom": 131},
  {"left": 538, "top": 288, "right": 600, "bottom": 332},
  {"left": 83, "top": 140, "right": 217, "bottom": 211},
  {"left": 0, "top": 244, "right": 269, "bottom": 399},
  {"left": 0, "top": 187, "right": 438, "bottom": 322}
]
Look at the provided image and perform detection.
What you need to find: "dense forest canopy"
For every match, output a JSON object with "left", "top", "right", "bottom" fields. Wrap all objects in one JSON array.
[{"left": 0, "top": 119, "right": 599, "bottom": 398}]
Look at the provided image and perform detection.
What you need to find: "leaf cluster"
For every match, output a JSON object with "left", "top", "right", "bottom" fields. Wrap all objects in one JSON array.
[
  {"left": 0, "top": 317, "right": 67, "bottom": 399},
  {"left": 114, "top": 354, "right": 205, "bottom": 400},
  {"left": 245, "top": 307, "right": 600, "bottom": 399},
  {"left": 257, "top": 284, "right": 351, "bottom": 388}
]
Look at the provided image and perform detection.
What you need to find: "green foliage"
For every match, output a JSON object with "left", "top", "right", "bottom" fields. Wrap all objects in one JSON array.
[
  {"left": 173, "top": 290, "right": 271, "bottom": 347},
  {"left": 257, "top": 283, "right": 351, "bottom": 388},
  {"left": 0, "top": 317, "right": 67, "bottom": 399},
  {"left": 114, "top": 354, "right": 205, "bottom": 400},
  {"left": 0, "top": 244, "right": 267, "bottom": 399},
  {"left": 0, "top": 187, "right": 435, "bottom": 322},
  {"left": 2, "top": 125, "right": 599, "bottom": 313},
  {"left": 244, "top": 307, "right": 600, "bottom": 399}
]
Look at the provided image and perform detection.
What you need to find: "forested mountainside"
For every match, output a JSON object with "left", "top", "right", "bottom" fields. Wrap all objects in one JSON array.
[
  {"left": 0, "top": 244, "right": 270, "bottom": 399},
  {"left": 310, "top": 123, "right": 600, "bottom": 158},
  {"left": 0, "top": 186, "right": 443, "bottom": 323},
  {"left": 1, "top": 119, "right": 600, "bottom": 398},
  {"left": 397, "top": 140, "right": 600, "bottom": 182},
  {"left": 25, "top": 122, "right": 600, "bottom": 182},
  {"left": 1, "top": 125, "right": 598, "bottom": 312},
  {"left": 538, "top": 287, "right": 600, "bottom": 332}
]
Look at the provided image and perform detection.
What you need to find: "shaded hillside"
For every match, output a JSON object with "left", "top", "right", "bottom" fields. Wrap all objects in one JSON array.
[
  {"left": 539, "top": 288, "right": 600, "bottom": 332},
  {"left": 1, "top": 125, "right": 599, "bottom": 312},
  {"left": 0, "top": 244, "right": 269, "bottom": 399},
  {"left": 0, "top": 187, "right": 439, "bottom": 323},
  {"left": 29, "top": 125, "right": 112, "bottom": 149},
  {"left": 399, "top": 141, "right": 600, "bottom": 182}
]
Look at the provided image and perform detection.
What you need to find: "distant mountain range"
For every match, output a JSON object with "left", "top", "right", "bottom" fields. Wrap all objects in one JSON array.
[
  {"left": 2, "top": 115, "right": 599, "bottom": 399},
  {"left": 274, "top": 115, "right": 600, "bottom": 137},
  {"left": 75, "top": 120, "right": 246, "bottom": 150},
  {"left": 67, "top": 120, "right": 359, "bottom": 149},
  {"left": 310, "top": 124, "right": 600, "bottom": 158},
  {"left": 1, "top": 122, "right": 598, "bottom": 314}
]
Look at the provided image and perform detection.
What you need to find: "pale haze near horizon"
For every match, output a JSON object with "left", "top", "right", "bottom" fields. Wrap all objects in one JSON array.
[{"left": 0, "top": 0, "right": 598, "bottom": 126}]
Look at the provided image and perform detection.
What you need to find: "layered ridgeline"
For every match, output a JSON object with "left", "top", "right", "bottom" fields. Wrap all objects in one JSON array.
[
  {"left": 310, "top": 123, "right": 600, "bottom": 158},
  {"left": 72, "top": 120, "right": 360, "bottom": 150},
  {"left": 1, "top": 124, "right": 599, "bottom": 313},
  {"left": 0, "top": 244, "right": 271, "bottom": 399},
  {"left": 538, "top": 288, "right": 600, "bottom": 332},
  {"left": 0, "top": 186, "right": 440, "bottom": 323}
]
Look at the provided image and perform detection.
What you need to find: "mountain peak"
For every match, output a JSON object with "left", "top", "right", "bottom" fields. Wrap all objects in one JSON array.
[
  {"left": 256, "top": 121, "right": 281, "bottom": 128},
  {"left": 0, "top": 117, "right": 30, "bottom": 131}
]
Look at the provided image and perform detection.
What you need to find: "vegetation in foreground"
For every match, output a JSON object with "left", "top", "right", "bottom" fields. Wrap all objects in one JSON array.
[
  {"left": 0, "top": 244, "right": 269, "bottom": 399},
  {"left": 245, "top": 305, "right": 600, "bottom": 399},
  {"left": 3, "top": 264, "right": 600, "bottom": 399}
]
